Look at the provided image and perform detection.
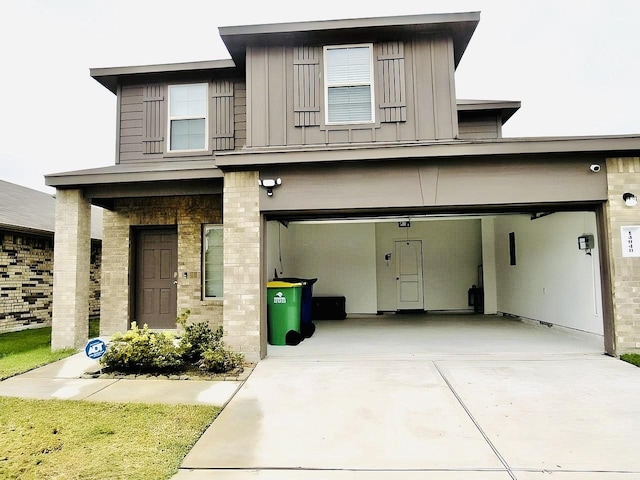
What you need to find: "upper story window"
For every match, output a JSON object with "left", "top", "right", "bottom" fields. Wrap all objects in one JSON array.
[
  {"left": 168, "top": 83, "right": 208, "bottom": 152},
  {"left": 324, "top": 44, "right": 374, "bottom": 124}
]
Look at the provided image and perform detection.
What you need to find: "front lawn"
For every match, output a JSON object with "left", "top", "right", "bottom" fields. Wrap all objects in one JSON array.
[
  {"left": 0, "top": 319, "right": 100, "bottom": 380},
  {"left": 621, "top": 353, "right": 640, "bottom": 368},
  {"left": 0, "top": 396, "right": 218, "bottom": 479}
]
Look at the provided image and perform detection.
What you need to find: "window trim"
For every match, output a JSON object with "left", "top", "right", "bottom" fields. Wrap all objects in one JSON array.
[
  {"left": 202, "top": 224, "right": 223, "bottom": 299},
  {"left": 167, "top": 83, "right": 209, "bottom": 153},
  {"left": 323, "top": 43, "right": 375, "bottom": 126}
]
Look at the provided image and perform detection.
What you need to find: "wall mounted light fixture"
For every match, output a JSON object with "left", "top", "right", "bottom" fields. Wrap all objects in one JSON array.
[
  {"left": 623, "top": 192, "right": 638, "bottom": 207},
  {"left": 258, "top": 177, "right": 282, "bottom": 196}
]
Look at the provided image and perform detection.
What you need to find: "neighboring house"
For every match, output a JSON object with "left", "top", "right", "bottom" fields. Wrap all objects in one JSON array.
[
  {"left": 45, "top": 12, "right": 640, "bottom": 361},
  {"left": 0, "top": 180, "right": 102, "bottom": 333}
]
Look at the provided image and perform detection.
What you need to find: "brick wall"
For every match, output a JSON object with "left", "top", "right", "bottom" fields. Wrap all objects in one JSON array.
[
  {"left": 605, "top": 157, "right": 640, "bottom": 353},
  {"left": 223, "top": 171, "right": 264, "bottom": 362},
  {"left": 0, "top": 231, "right": 53, "bottom": 333},
  {"left": 0, "top": 230, "right": 101, "bottom": 334},
  {"left": 100, "top": 195, "right": 223, "bottom": 335}
]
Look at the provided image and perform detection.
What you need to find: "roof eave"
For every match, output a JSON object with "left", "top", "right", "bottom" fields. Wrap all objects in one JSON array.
[
  {"left": 90, "top": 59, "right": 237, "bottom": 94},
  {"left": 220, "top": 11, "right": 480, "bottom": 67}
]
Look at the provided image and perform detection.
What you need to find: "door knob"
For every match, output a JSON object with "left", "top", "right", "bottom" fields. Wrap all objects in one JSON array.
[{"left": 173, "top": 281, "right": 178, "bottom": 285}]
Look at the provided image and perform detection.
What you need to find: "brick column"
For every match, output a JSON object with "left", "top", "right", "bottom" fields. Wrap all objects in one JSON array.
[
  {"left": 223, "top": 171, "right": 264, "bottom": 362},
  {"left": 99, "top": 208, "right": 130, "bottom": 335},
  {"left": 605, "top": 157, "right": 640, "bottom": 354},
  {"left": 51, "top": 189, "right": 91, "bottom": 350}
]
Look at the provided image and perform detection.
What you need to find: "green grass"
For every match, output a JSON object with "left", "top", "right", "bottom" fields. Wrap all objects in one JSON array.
[
  {"left": 0, "top": 396, "right": 219, "bottom": 480},
  {"left": 0, "top": 319, "right": 101, "bottom": 380},
  {"left": 621, "top": 353, "right": 640, "bottom": 367}
]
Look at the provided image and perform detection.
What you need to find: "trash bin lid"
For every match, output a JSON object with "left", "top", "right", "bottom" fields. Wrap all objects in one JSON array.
[
  {"left": 278, "top": 277, "right": 318, "bottom": 285},
  {"left": 267, "top": 281, "right": 302, "bottom": 288}
]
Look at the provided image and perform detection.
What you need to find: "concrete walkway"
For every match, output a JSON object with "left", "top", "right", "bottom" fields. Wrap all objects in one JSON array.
[
  {"left": 0, "top": 351, "right": 242, "bottom": 406},
  {"left": 174, "top": 316, "right": 640, "bottom": 479}
]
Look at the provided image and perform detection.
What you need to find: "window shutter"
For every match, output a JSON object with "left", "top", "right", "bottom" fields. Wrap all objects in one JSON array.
[
  {"left": 142, "top": 85, "right": 165, "bottom": 154},
  {"left": 293, "top": 46, "right": 321, "bottom": 127},
  {"left": 377, "top": 41, "right": 406, "bottom": 122},
  {"left": 211, "top": 80, "right": 235, "bottom": 151}
]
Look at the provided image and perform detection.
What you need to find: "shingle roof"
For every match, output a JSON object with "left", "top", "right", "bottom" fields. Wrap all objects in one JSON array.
[{"left": 0, "top": 179, "right": 102, "bottom": 239}]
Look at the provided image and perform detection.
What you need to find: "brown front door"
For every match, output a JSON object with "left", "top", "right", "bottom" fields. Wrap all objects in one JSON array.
[{"left": 135, "top": 228, "right": 178, "bottom": 329}]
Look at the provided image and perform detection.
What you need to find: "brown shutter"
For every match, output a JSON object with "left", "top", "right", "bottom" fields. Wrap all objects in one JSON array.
[
  {"left": 142, "top": 85, "right": 165, "bottom": 154},
  {"left": 211, "top": 80, "right": 235, "bottom": 151},
  {"left": 377, "top": 41, "right": 407, "bottom": 123},
  {"left": 293, "top": 46, "right": 321, "bottom": 127}
]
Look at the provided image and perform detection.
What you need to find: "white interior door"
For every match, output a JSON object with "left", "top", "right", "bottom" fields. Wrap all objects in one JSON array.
[{"left": 395, "top": 240, "right": 424, "bottom": 310}]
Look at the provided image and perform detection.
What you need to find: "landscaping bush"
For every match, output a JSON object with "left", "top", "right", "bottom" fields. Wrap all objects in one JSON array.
[
  {"left": 100, "top": 322, "right": 182, "bottom": 374},
  {"left": 200, "top": 346, "right": 244, "bottom": 373},
  {"left": 178, "top": 319, "right": 223, "bottom": 363},
  {"left": 100, "top": 314, "right": 245, "bottom": 375}
]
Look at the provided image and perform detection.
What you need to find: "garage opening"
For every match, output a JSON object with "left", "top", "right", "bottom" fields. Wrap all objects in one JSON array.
[{"left": 265, "top": 210, "right": 606, "bottom": 355}]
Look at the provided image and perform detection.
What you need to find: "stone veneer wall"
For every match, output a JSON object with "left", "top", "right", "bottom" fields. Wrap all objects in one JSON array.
[
  {"left": 0, "top": 230, "right": 101, "bottom": 333},
  {"left": 100, "top": 195, "right": 222, "bottom": 335},
  {"left": 605, "top": 157, "right": 640, "bottom": 353}
]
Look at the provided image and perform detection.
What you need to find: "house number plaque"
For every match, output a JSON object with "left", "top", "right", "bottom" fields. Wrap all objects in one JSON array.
[{"left": 621, "top": 226, "right": 640, "bottom": 257}]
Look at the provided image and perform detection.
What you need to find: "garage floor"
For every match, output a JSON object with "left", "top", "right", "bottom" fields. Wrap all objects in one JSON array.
[{"left": 267, "top": 313, "right": 604, "bottom": 359}]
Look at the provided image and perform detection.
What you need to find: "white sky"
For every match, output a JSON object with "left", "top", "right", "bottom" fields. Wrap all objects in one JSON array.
[{"left": 1, "top": 0, "right": 638, "bottom": 193}]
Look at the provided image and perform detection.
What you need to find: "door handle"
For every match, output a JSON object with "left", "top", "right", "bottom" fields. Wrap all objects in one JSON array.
[{"left": 173, "top": 281, "right": 178, "bottom": 285}]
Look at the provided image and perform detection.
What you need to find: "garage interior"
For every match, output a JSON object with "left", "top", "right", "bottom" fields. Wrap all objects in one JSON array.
[{"left": 266, "top": 210, "right": 605, "bottom": 354}]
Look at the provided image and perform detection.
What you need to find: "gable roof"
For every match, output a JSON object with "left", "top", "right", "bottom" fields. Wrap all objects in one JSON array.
[{"left": 0, "top": 179, "right": 102, "bottom": 239}]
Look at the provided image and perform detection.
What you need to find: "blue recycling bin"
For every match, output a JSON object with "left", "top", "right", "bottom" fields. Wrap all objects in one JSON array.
[{"left": 279, "top": 277, "right": 317, "bottom": 333}]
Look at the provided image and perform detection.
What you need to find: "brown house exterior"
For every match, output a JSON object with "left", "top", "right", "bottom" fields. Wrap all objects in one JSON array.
[{"left": 46, "top": 12, "right": 640, "bottom": 361}]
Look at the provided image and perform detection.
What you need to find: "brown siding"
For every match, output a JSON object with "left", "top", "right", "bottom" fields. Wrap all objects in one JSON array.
[
  {"left": 458, "top": 115, "right": 501, "bottom": 139},
  {"left": 117, "top": 80, "right": 244, "bottom": 162},
  {"left": 234, "top": 82, "right": 246, "bottom": 149},
  {"left": 258, "top": 156, "right": 608, "bottom": 213},
  {"left": 246, "top": 36, "right": 457, "bottom": 148}
]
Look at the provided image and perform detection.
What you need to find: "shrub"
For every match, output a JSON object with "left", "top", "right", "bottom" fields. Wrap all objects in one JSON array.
[
  {"left": 178, "top": 321, "right": 223, "bottom": 363},
  {"left": 200, "top": 347, "right": 244, "bottom": 373},
  {"left": 100, "top": 322, "right": 182, "bottom": 374}
]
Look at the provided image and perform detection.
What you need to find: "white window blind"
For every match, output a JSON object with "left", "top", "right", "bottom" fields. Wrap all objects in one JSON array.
[{"left": 325, "top": 45, "right": 373, "bottom": 123}]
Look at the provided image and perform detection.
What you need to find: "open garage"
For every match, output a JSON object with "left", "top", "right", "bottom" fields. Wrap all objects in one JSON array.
[{"left": 265, "top": 209, "right": 606, "bottom": 353}]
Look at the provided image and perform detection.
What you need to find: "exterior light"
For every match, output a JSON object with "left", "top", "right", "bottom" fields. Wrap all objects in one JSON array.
[
  {"left": 623, "top": 193, "right": 638, "bottom": 207},
  {"left": 258, "top": 178, "right": 282, "bottom": 197}
]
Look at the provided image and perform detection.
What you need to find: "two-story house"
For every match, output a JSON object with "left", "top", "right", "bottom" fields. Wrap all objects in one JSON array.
[{"left": 46, "top": 12, "right": 640, "bottom": 361}]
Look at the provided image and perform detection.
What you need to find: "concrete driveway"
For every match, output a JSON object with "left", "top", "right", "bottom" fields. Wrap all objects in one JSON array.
[{"left": 175, "top": 315, "right": 640, "bottom": 479}]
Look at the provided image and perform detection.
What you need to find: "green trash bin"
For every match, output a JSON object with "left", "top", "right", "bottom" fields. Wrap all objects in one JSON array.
[{"left": 267, "top": 281, "right": 302, "bottom": 345}]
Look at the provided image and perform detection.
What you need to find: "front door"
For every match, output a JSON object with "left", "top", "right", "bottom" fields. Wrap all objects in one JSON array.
[
  {"left": 135, "top": 228, "right": 178, "bottom": 329},
  {"left": 395, "top": 240, "right": 424, "bottom": 310}
]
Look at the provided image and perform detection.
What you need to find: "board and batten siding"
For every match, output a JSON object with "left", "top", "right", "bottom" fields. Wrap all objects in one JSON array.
[
  {"left": 246, "top": 35, "right": 458, "bottom": 148},
  {"left": 117, "top": 80, "right": 245, "bottom": 163}
]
